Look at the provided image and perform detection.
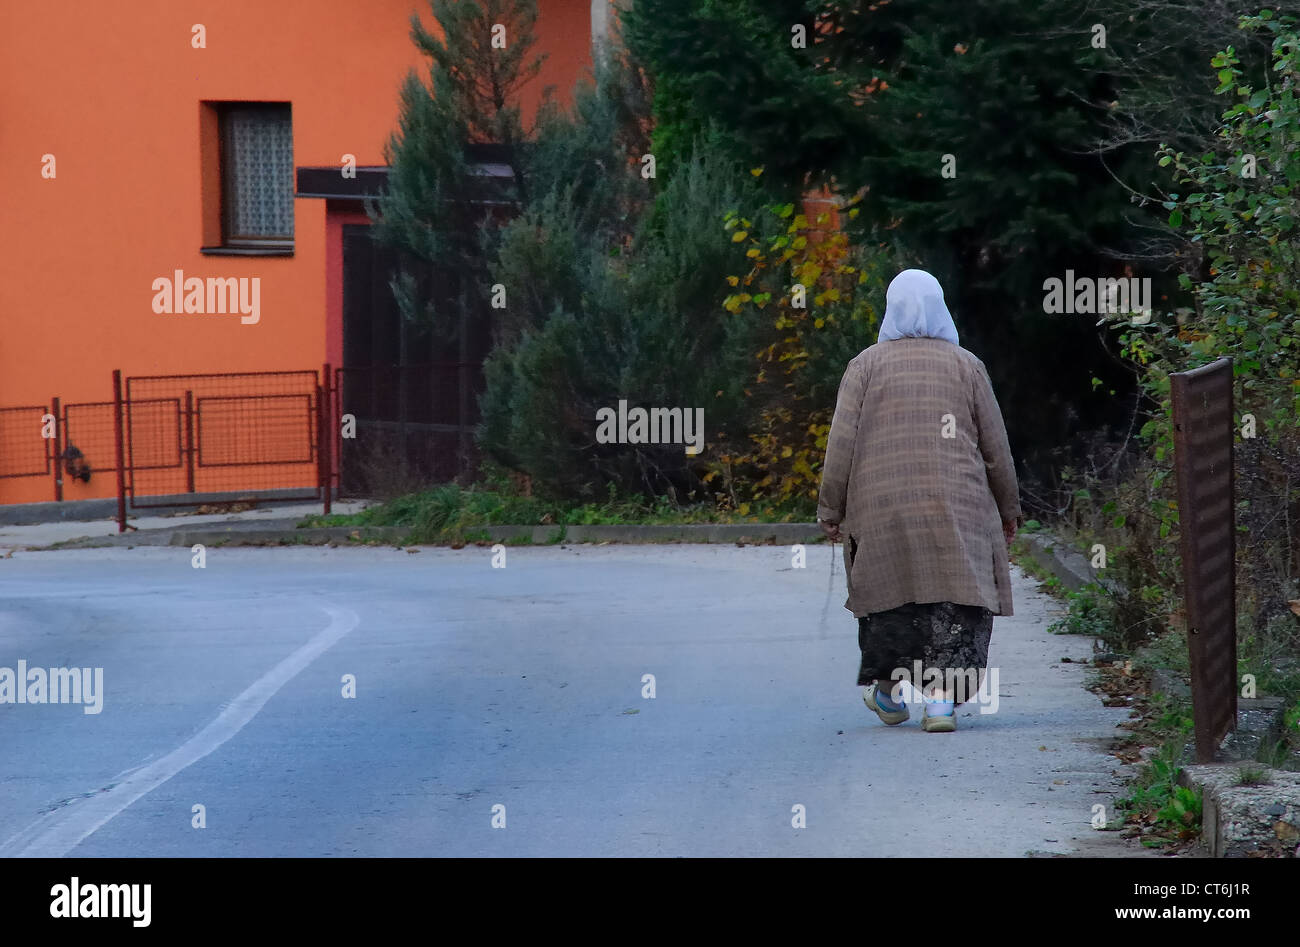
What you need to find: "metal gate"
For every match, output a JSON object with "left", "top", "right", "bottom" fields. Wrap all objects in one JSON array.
[{"left": 115, "top": 369, "right": 327, "bottom": 528}]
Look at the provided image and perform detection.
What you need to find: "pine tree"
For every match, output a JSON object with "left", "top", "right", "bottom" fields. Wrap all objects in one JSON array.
[
  {"left": 371, "top": 0, "right": 547, "bottom": 326},
  {"left": 484, "top": 46, "right": 656, "bottom": 348}
]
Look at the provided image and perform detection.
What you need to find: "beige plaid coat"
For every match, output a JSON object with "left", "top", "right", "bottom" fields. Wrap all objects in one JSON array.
[{"left": 816, "top": 338, "right": 1021, "bottom": 617}]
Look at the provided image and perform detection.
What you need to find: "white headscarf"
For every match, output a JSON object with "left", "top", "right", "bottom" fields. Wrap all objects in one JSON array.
[{"left": 877, "top": 269, "right": 959, "bottom": 345}]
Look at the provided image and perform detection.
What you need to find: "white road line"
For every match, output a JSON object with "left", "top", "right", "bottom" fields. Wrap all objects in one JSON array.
[{"left": 0, "top": 603, "right": 360, "bottom": 858}]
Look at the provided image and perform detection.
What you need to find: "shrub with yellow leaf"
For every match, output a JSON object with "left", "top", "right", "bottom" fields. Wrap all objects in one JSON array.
[{"left": 708, "top": 197, "right": 890, "bottom": 512}]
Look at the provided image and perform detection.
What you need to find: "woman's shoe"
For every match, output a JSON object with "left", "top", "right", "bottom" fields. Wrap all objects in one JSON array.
[
  {"left": 863, "top": 684, "right": 910, "bottom": 726},
  {"left": 921, "top": 704, "right": 957, "bottom": 733}
]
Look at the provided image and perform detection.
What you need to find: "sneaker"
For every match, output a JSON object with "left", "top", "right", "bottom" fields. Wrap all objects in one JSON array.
[
  {"left": 863, "top": 683, "right": 909, "bottom": 726},
  {"left": 921, "top": 703, "right": 957, "bottom": 733}
]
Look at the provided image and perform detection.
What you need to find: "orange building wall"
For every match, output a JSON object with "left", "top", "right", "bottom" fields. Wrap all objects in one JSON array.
[{"left": 0, "top": 0, "right": 596, "bottom": 504}]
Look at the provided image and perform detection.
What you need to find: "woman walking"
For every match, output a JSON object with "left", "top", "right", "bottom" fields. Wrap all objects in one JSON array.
[{"left": 816, "top": 269, "right": 1021, "bottom": 733}]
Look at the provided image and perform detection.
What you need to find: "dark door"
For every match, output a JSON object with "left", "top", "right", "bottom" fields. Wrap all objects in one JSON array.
[{"left": 338, "top": 225, "right": 489, "bottom": 493}]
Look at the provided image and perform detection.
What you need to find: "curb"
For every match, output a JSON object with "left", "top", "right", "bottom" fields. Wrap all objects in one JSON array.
[
  {"left": 475, "top": 523, "right": 825, "bottom": 545},
  {"left": 187, "top": 521, "right": 826, "bottom": 547},
  {"left": 41, "top": 521, "right": 828, "bottom": 550},
  {"left": 0, "top": 490, "right": 333, "bottom": 526},
  {"left": 1179, "top": 763, "right": 1300, "bottom": 857},
  {"left": 1016, "top": 531, "right": 1117, "bottom": 593},
  {"left": 175, "top": 525, "right": 412, "bottom": 546}
]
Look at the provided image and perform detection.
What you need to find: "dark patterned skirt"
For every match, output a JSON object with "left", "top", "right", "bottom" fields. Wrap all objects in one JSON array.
[{"left": 857, "top": 601, "right": 994, "bottom": 703}]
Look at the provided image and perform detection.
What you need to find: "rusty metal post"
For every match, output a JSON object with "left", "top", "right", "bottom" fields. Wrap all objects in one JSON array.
[
  {"left": 319, "top": 363, "right": 332, "bottom": 515},
  {"left": 1170, "top": 356, "right": 1236, "bottom": 763},
  {"left": 51, "top": 396, "right": 62, "bottom": 501},
  {"left": 333, "top": 365, "right": 348, "bottom": 505},
  {"left": 112, "top": 370, "right": 128, "bottom": 532},
  {"left": 183, "top": 390, "right": 196, "bottom": 493},
  {"left": 458, "top": 295, "right": 470, "bottom": 480}
]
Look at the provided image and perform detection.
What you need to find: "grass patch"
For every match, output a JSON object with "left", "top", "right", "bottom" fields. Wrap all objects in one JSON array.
[
  {"left": 299, "top": 484, "right": 813, "bottom": 544},
  {"left": 1132, "top": 629, "right": 1191, "bottom": 680},
  {"left": 1116, "top": 700, "right": 1202, "bottom": 846},
  {"left": 1286, "top": 702, "right": 1300, "bottom": 735},
  {"left": 1234, "top": 765, "right": 1270, "bottom": 786},
  {"left": 1240, "top": 611, "right": 1300, "bottom": 707},
  {"left": 1047, "top": 584, "right": 1113, "bottom": 639}
]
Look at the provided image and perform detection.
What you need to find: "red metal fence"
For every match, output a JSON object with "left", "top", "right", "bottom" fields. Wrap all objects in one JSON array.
[
  {"left": 120, "top": 370, "right": 322, "bottom": 499},
  {"left": 0, "top": 404, "right": 52, "bottom": 482},
  {"left": 1, "top": 362, "right": 480, "bottom": 528},
  {"left": 59, "top": 399, "right": 120, "bottom": 501},
  {"left": 0, "top": 401, "right": 119, "bottom": 501},
  {"left": 113, "top": 369, "right": 328, "bottom": 529}
]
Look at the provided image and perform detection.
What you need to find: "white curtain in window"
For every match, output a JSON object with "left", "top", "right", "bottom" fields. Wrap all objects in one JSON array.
[{"left": 228, "top": 107, "right": 294, "bottom": 239}]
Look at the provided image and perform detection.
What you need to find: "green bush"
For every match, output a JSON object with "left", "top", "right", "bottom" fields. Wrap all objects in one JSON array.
[
  {"left": 699, "top": 194, "right": 892, "bottom": 511},
  {"left": 1123, "top": 11, "right": 1300, "bottom": 454},
  {"left": 1048, "top": 584, "right": 1115, "bottom": 641},
  {"left": 1075, "top": 12, "right": 1300, "bottom": 697}
]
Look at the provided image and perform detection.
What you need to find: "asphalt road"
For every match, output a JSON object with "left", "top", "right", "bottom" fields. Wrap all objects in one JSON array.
[{"left": 0, "top": 543, "right": 1141, "bottom": 856}]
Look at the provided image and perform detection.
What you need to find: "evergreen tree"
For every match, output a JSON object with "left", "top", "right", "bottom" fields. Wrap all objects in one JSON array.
[
  {"left": 476, "top": 52, "right": 765, "bottom": 496},
  {"left": 623, "top": 0, "right": 856, "bottom": 198},
  {"left": 478, "top": 138, "right": 764, "bottom": 494},
  {"left": 371, "top": 0, "right": 547, "bottom": 327},
  {"left": 837, "top": 1, "right": 1131, "bottom": 457},
  {"left": 482, "top": 44, "right": 655, "bottom": 349},
  {"left": 624, "top": 0, "right": 1158, "bottom": 467}
]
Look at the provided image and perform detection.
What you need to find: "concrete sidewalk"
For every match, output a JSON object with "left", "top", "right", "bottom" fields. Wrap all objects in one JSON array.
[{"left": 0, "top": 500, "right": 368, "bottom": 552}]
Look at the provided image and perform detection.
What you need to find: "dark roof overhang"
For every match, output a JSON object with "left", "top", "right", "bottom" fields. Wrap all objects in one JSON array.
[{"left": 295, "top": 143, "right": 527, "bottom": 202}]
